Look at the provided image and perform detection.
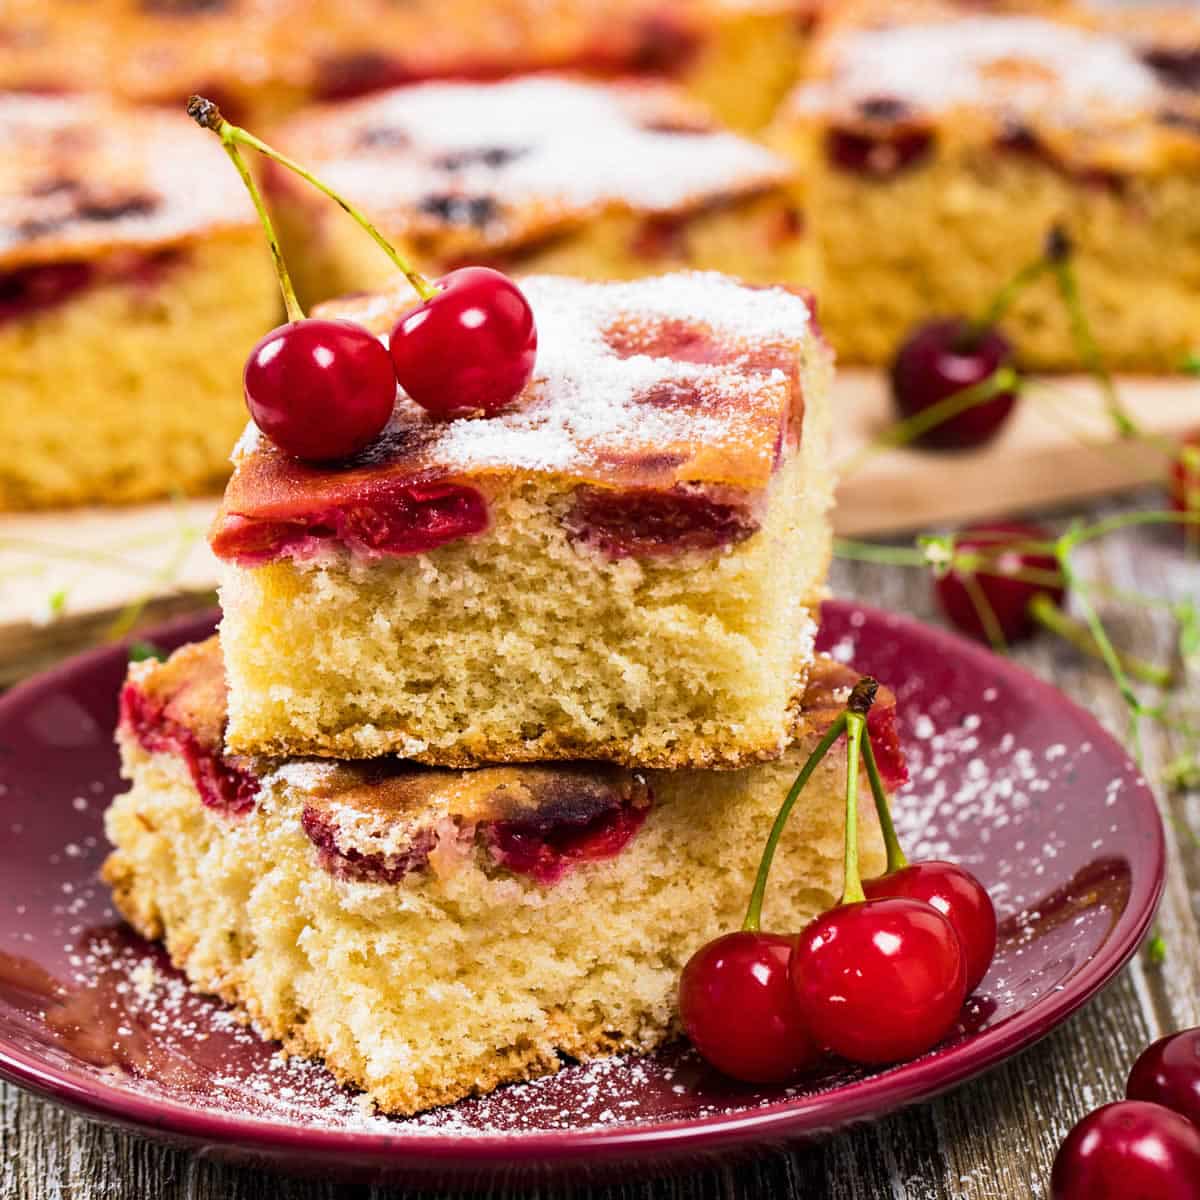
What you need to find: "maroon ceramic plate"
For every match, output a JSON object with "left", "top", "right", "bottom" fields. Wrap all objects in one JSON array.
[{"left": 0, "top": 601, "right": 1164, "bottom": 1184}]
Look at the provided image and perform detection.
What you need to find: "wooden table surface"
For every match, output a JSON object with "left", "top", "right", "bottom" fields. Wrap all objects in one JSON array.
[{"left": 2, "top": 491, "right": 1196, "bottom": 1200}]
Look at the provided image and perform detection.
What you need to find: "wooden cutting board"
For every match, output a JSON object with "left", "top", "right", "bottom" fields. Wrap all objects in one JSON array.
[{"left": 2, "top": 370, "right": 1196, "bottom": 680}]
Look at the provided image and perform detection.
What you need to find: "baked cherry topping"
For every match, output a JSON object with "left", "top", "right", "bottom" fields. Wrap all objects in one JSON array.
[
  {"left": 300, "top": 805, "right": 437, "bottom": 885},
  {"left": 389, "top": 267, "right": 537, "bottom": 420},
  {"left": 826, "top": 127, "right": 934, "bottom": 179},
  {"left": 935, "top": 521, "right": 1065, "bottom": 645},
  {"left": 890, "top": 318, "right": 1018, "bottom": 450},
  {"left": 1050, "top": 1101, "right": 1200, "bottom": 1200},
  {"left": 679, "top": 932, "right": 820, "bottom": 1083},
  {"left": 119, "top": 683, "right": 257, "bottom": 818},
  {"left": 0, "top": 261, "right": 93, "bottom": 324},
  {"left": 1170, "top": 430, "right": 1200, "bottom": 543},
  {"left": 863, "top": 861, "right": 997, "bottom": 995},
  {"left": 243, "top": 319, "right": 397, "bottom": 462},
  {"left": 790, "top": 896, "right": 968, "bottom": 1064},
  {"left": 486, "top": 799, "right": 649, "bottom": 886},
  {"left": 210, "top": 479, "right": 489, "bottom": 565},
  {"left": 564, "top": 485, "right": 761, "bottom": 560},
  {"left": 1127, "top": 1028, "right": 1200, "bottom": 1130}
]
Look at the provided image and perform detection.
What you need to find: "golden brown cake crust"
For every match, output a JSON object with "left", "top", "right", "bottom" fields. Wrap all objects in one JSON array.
[
  {"left": 0, "top": 93, "right": 257, "bottom": 271},
  {"left": 215, "top": 273, "right": 819, "bottom": 554}
]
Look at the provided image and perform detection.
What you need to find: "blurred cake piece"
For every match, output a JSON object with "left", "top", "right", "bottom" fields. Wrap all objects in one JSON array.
[
  {"left": 0, "top": 93, "right": 277, "bottom": 509},
  {"left": 105, "top": 636, "right": 900, "bottom": 1115},
  {"left": 267, "top": 75, "right": 812, "bottom": 308},
  {"left": 213, "top": 272, "right": 834, "bottom": 767}
]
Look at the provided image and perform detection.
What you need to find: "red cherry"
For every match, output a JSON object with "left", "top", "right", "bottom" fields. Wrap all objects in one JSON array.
[
  {"left": 1127, "top": 1028, "right": 1200, "bottom": 1130},
  {"left": 390, "top": 267, "right": 537, "bottom": 420},
  {"left": 864, "top": 861, "right": 997, "bottom": 995},
  {"left": 890, "top": 318, "right": 1018, "bottom": 450},
  {"left": 934, "top": 520, "right": 1065, "bottom": 644},
  {"left": 789, "top": 898, "right": 968, "bottom": 1065},
  {"left": 1050, "top": 1101, "right": 1200, "bottom": 1200},
  {"left": 244, "top": 319, "right": 395, "bottom": 462},
  {"left": 679, "top": 931, "right": 821, "bottom": 1083}
]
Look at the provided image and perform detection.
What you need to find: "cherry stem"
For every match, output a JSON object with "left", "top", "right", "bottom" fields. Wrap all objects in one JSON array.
[
  {"left": 1027, "top": 591, "right": 1174, "bottom": 688},
  {"left": 839, "top": 680, "right": 879, "bottom": 906},
  {"left": 845, "top": 365, "right": 1021, "bottom": 473},
  {"left": 186, "top": 98, "right": 304, "bottom": 323},
  {"left": 742, "top": 713, "right": 848, "bottom": 932},
  {"left": 187, "top": 95, "right": 438, "bottom": 305},
  {"left": 861, "top": 733, "right": 907, "bottom": 875},
  {"left": 959, "top": 255, "right": 1050, "bottom": 351}
]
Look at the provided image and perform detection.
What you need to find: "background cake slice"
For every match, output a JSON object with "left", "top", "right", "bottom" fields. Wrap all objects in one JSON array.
[
  {"left": 214, "top": 271, "right": 834, "bottom": 768},
  {"left": 770, "top": 2, "right": 1200, "bottom": 370},
  {"left": 105, "top": 637, "right": 901, "bottom": 1116},
  {"left": 0, "top": 93, "right": 279, "bottom": 509},
  {"left": 266, "top": 75, "right": 814, "bottom": 309}
]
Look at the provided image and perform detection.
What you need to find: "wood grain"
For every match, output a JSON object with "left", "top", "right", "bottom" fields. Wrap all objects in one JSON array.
[{"left": 1, "top": 493, "right": 1197, "bottom": 1199}]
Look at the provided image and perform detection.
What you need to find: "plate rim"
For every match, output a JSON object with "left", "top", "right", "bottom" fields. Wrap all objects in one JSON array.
[{"left": 0, "top": 600, "right": 1166, "bottom": 1168}]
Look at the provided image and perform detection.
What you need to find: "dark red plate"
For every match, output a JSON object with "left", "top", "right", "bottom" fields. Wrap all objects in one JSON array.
[{"left": 0, "top": 601, "right": 1164, "bottom": 1185}]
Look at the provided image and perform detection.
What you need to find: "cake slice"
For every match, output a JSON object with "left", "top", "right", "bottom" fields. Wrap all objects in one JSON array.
[
  {"left": 770, "top": 3, "right": 1200, "bottom": 370},
  {"left": 0, "top": 93, "right": 278, "bottom": 509},
  {"left": 267, "top": 75, "right": 813, "bottom": 310},
  {"left": 104, "top": 636, "right": 903, "bottom": 1115},
  {"left": 214, "top": 271, "right": 834, "bottom": 768}
]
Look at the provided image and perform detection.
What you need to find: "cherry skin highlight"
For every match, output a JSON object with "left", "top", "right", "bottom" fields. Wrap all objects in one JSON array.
[
  {"left": 864, "top": 861, "right": 997, "bottom": 995},
  {"left": 1050, "top": 1101, "right": 1200, "bottom": 1200},
  {"left": 790, "top": 898, "right": 968, "bottom": 1065},
  {"left": 244, "top": 319, "right": 395, "bottom": 462},
  {"left": 679, "top": 931, "right": 821, "bottom": 1083},
  {"left": 1127, "top": 1028, "right": 1200, "bottom": 1130},
  {"left": 890, "top": 318, "right": 1017, "bottom": 450},
  {"left": 934, "top": 520, "right": 1065, "bottom": 644},
  {"left": 390, "top": 267, "right": 537, "bottom": 420}
]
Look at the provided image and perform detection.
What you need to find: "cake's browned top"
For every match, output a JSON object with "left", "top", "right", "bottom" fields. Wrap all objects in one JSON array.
[
  {"left": 220, "top": 274, "right": 819, "bottom": 527},
  {"left": 788, "top": 3, "right": 1200, "bottom": 170},
  {"left": 0, "top": 93, "right": 257, "bottom": 270},
  {"left": 268, "top": 76, "right": 791, "bottom": 256}
]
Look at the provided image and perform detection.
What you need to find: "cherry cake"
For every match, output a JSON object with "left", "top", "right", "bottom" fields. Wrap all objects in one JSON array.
[
  {"left": 214, "top": 271, "right": 833, "bottom": 768},
  {"left": 267, "top": 75, "right": 814, "bottom": 310},
  {"left": 769, "top": 1, "right": 1200, "bottom": 370},
  {"left": 104, "top": 637, "right": 900, "bottom": 1115},
  {"left": 0, "top": 93, "right": 278, "bottom": 509}
]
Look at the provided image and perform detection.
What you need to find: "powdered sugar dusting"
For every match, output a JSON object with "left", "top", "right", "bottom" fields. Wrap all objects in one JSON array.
[
  {"left": 280, "top": 76, "right": 788, "bottom": 227},
  {"left": 796, "top": 16, "right": 1162, "bottom": 121}
]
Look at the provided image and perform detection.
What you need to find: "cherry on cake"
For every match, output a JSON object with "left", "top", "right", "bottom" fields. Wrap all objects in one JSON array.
[
  {"left": 213, "top": 271, "right": 833, "bottom": 768},
  {"left": 770, "top": 2, "right": 1200, "bottom": 370},
  {"left": 266, "top": 75, "right": 813, "bottom": 310},
  {"left": 104, "top": 636, "right": 902, "bottom": 1115},
  {"left": 0, "top": 93, "right": 278, "bottom": 509}
]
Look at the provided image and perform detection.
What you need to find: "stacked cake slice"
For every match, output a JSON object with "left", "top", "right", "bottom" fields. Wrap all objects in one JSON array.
[{"left": 104, "top": 271, "right": 900, "bottom": 1114}]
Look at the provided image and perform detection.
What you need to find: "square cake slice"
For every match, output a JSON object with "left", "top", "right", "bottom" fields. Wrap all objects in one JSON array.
[
  {"left": 104, "top": 637, "right": 902, "bottom": 1115},
  {"left": 214, "top": 271, "right": 834, "bottom": 768},
  {"left": 770, "top": 3, "right": 1200, "bottom": 370},
  {"left": 0, "top": 94, "right": 279, "bottom": 509},
  {"left": 267, "top": 75, "right": 814, "bottom": 310}
]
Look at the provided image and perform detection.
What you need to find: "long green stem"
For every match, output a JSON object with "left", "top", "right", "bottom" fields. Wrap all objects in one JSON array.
[
  {"left": 962, "top": 256, "right": 1050, "bottom": 347},
  {"left": 861, "top": 735, "right": 907, "bottom": 875},
  {"left": 743, "top": 715, "right": 847, "bottom": 932},
  {"left": 187, "top": 95, "right": 437, "bottom": 304},
  {"left": 1028, "top": 592, "right": 1174, "bottom": 689},
  {"left": 841, "top": 709, "right": 869, "bottom": 906}
]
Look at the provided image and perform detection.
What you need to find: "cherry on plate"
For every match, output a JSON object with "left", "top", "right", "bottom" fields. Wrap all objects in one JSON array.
[
  {"left": 934, "top": 520, "right": 1064, "bottom": 645},
  {"left": 244, "top": 319, "right": 395, "bottom": 462},
  {"left": 1127, "top": 1028, "right": 1200, "bottom": 1130},
  {"left": 864, "top": 861, "right": 997, "bottom": 995},
  {"left": 679, "top": 930, "right": 820, "bottom": 1083},
  {"left": 789, "top": 897, "right": 968, "bottom": 1065},
  {"left": 1050, "top": 1100, "right": 1200, "bottom": 1200},
  {"left": 890, "top": 318, "right": 1017, "bottom": 450},
  {"left": 390, "top": 266, "right": 537, "bottom": 420}
]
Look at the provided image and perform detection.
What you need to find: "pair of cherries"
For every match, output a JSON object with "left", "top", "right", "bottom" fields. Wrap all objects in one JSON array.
[
  {"left": 188, "top": 96, "right": 537, "bottom": 463},
  {"left": 1051, "top": 1027, "right": 1200, "bottom": 1198},
  {"left": 679, "top": 680, "right": 997, "bottom": 1083}
]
